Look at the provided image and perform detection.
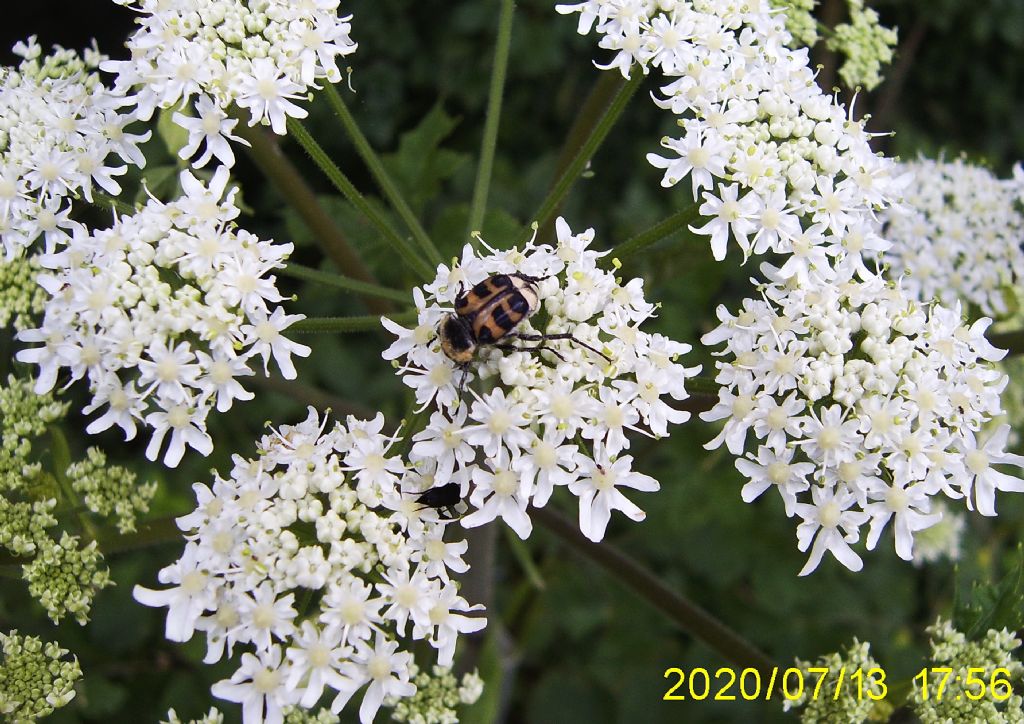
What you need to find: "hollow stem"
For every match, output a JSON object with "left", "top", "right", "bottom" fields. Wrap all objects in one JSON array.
[
  {"left": 602, "top": 201, "right": 703, "bottom": 267},
  {"left": 89, "top": 190, "right": 137, "bottom": 217},
  {"left": 233, "top": 121, "right": 397, "bottom": 314},
  {"left": 49, "top": 427, "right": 98, "bottom": 541},
  {"left": 323, "top": 84, "right": 443, "bottom": 267},
  {"left": 537, "top": 71, "right": 630, "bottom": 246}
]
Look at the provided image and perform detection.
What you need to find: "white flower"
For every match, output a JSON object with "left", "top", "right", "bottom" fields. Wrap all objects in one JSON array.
[
  {"left": 347, "top": 633, "right": 416, "bottom": 723},
  {"left": 17, "top": 169, "right": 303, "bottom": 467},
  {"left": 794, "top": 486, "right": 870, "bottom": 576},
  {"left": 568, "top": 453, "right": 659, "bottom": 542},
  {"left": 703, "top": 265, "right": 1024, "bottom": 573},
  {"left": 560, "top": 0, "right": 904, "bottom": 268},
  {"left": 133, "top": 542, "right": 217, "bottom": 642},
  {"left": 959, "top": 425, "right": 1024, "bottom": 517},
  {"left": 104, "top": 0, "right": 358, "bottom": 166},
  {"left": 136, "top": 409, "right": 485, "bottom": 722},
  {"left": 881, "top": 157, "right": 1024, "bottom": 317},
  {"left": 385, "top": 219, "right": 699, "bottom": 542},
  {"left": 210, "top": 646, "right": 292, "bottom": 724},
  {"left": 0, "top": 38, "right": 146, "bottom": 257}
]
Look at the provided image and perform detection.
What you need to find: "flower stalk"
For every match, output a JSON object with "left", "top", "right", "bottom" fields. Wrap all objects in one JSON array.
[
  {"left": 290, "top": 311, "right": 417, "bottom": 334},
  {"left": 533, "top": 505, "right": 776, "bottom": 673},
  {"left": 602, "top": 201, "right": 704, "bottom": 267},
  {"left": 520, "top": 72, "right": 643, "bottom": 245},
  {"left": 232, "top": 121, "right": 398, "bottom": 314},
  {"left": 283, "top": 116, "right": 435, "bottom": 280},
  {"left": 279, "top": 262, "right": 409, "bottom": 303},
  {"left": 324, "top": 84, "right": 444, "bottom": 267},
  {"left": 466, "top": 0, "right": 516, "bottom": 241}
]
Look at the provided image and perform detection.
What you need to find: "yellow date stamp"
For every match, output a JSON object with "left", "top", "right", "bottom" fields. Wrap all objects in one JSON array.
[
  {"left": 662, "top": 666, "right": 1017, "bottom": 703},
  {"left": 662, "top": 666, "right": 887, "bottom": 702}
]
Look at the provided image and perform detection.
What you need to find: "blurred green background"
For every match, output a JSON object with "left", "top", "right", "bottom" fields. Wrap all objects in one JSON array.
[{"left": 2, "top": 0, "right": 1024, "bottom": 721}]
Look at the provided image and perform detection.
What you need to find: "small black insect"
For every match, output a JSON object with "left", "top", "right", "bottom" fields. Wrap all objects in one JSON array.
[
  {"left": 413, "top": 482, "right": 463, "bottom": 520},
  {"left": 437, "top": 272, "right": 610, "bottom": 367}
]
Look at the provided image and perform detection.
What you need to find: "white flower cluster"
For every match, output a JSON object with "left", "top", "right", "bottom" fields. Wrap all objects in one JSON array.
[
  {"left": 16, "top": 168, "right": 308, "bottom": 467},
  {"left": 0, "top": 37, "right": 147, "bottom": 257},
  {"left": 881, "top": 158, "right": 1024, "bottom": 318},
  {"left": 702, "top": 266, "right": 1024, "bottom": 575},
  {"left": 104, "top": 0, "right": 358, "bottom": 167},
  {"left": 135, "top": 408, "right": 485, "bottom": 724},
  {"left": 384, "top": 219, "right": 699, "bottom": 542},
  {"left": 557, "top": 0, "right": 905, "bottom": 272},
  {"left": 559, "top": 0, "right": 1024, "bottom": 575}
]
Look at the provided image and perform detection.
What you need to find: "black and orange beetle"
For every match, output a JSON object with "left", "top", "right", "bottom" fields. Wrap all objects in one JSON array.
[{"left": 437, "top": 272, "right": 610, "bottom": 367}]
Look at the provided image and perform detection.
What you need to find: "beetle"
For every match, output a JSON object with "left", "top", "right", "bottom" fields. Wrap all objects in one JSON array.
[
  {"left": 412, "top": 481, "right": 463, "bottom": 520},
  {"left": 437, "top": 272, "right": 610, "bottom": 368}
]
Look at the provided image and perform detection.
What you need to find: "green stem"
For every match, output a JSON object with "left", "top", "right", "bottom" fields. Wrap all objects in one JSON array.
[
  {"left": 466, "top": 0, "right": 516, "bottom": 240},
  {"left": 284, "top": 117, "right": 435, "bottom": 281},
  {"left": 533, "top": 505, "right": 776, "bottom": 673},
  {"left": 537, "top": 71, "right": 631, "bottom": 247},
  {"left": 323, "top": 84, "right": 443, "bottom": 267},
  {"left": 601, "top": 201, "right": 703, "bottom": 267},
  {"left": 280, "top": 263, "right": 410, "bottom": 303},
  {"left": 249, "top": 375, "right": 380, "bottom": 421},
  {"left": 89, "top": 190, "right": 137, "bottom": 217},
  {"left": 290, "top": 311, "right": 417, "bottom": 334},
  {"left": 521, "top": 71, "right": 643, "bottom": 245},
  {"left": 96, "top": 516, "right": 183, "bottom": 556},
  {"left": 48, "top": 427, "right": 98, "bottom": 541},
  {"left": 689, "top": 375, "right": 722, "bottom": 396},
  {"left": 232, "top": 121, "right": 395, "bottom": 315}
]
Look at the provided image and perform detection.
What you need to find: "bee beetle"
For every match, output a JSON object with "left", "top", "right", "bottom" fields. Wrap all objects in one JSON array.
[{"left": 438, "top": 272, "right": 609, "bottom": 367}]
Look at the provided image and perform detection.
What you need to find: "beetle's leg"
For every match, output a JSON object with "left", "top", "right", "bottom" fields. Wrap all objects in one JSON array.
[
  {"left": 515, "top": 332, "right": 611, "bottom": 362},
  {"left": 496, "top": 341, "right": 568, "bottom": 363}
]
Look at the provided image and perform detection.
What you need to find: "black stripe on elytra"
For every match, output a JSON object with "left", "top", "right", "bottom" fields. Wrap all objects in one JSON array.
[
  {"left": 490, "top": 300, "right": 520, "bottom": 332},
  {"left": 508, "top": 294, "right": 529, "bottom": 316}
]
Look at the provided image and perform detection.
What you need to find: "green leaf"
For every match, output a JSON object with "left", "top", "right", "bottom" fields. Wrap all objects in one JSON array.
[
  {"left": 954, "top": 545, "right": 1024, "bottom": 638},
  {"left": 381, "top": 104, "right": 470, "bottom": 216},
  {"left": 156, "top": 108, "right": 189, "bottom": 162}
]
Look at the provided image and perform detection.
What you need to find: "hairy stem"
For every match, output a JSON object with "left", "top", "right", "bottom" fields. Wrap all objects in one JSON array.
[
  {"left": 250, "top": 374, "right": 379, "bottom": 420},
  {"left": 323, "top": 84, "right": 443, "bottom": 267},
  {"left": 601, "top": 200, "right": 703, "bottom": 267},
  {"left": 233, "top": 122, "right": 396, "bottom": 314},
  {"left": 537, "top": 71, "right": 631, "bottom": 246},
  {"left": 89, "top": 190, "right": 137, "bottom": 217},
  {"left": 290, "top": 311, "right": 417, "bottom": 334},
  {"left": 280, "top": 262, "right": 410, "bottom": 303},
  {"left": 521, "top": 71, "right": 643, "bottom": 245},
  {"left": 466, "top": 0, "right": 516, "bottom": 241},
  {"left": 533, "top": 505, "right": 776, "bottom": 672},
  {"left": 283, "top": 117, "right": 435, "bottom": 281}
]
